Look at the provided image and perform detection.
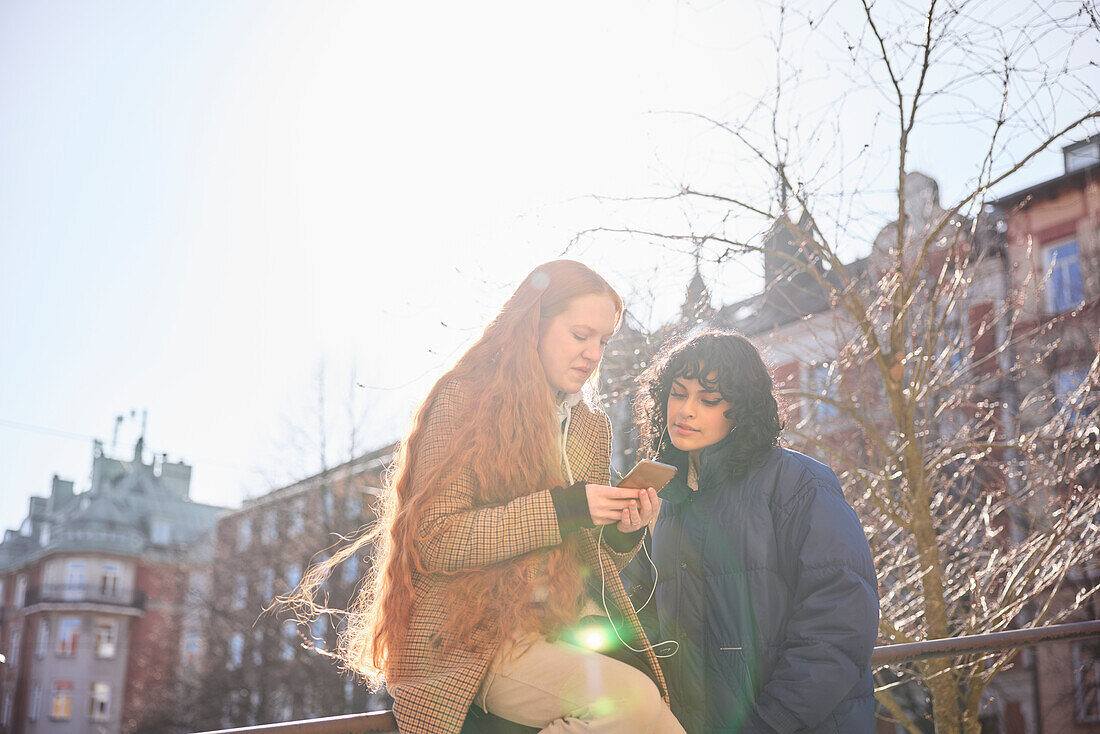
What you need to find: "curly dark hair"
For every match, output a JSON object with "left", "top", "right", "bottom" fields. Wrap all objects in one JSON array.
[{"left": 635, "top": 329, "right": 783, "bottom": 481}]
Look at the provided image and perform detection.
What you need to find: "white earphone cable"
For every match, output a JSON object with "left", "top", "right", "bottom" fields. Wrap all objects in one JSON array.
[{"left": 596, "top": 524, "right": 679, "bottom": 659}]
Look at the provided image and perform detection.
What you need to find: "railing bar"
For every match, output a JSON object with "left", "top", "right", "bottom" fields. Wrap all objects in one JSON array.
[
  {"left": 192, "top": 620, "right": 1100, "bottom": 733},
  {"left": 870, "top": 618, "right": 1100, "bottom": 665},
  {"left": 194, "top": 711, "right": 397, "bottom": 734}
]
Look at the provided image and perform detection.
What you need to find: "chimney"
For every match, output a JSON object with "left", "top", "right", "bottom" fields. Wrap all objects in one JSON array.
[{"left": 50, "top": 475, "right": 75, "bottom": 510}]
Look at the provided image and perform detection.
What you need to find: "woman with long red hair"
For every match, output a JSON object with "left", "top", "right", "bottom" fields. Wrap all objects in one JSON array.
[{"left": 294, "top": 261, "right": 684, "bottom": 734}]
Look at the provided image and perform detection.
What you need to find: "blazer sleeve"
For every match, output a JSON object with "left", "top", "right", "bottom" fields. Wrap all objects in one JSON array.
[
  {"left": 747, "top": 471, "right": 879, "bottom": 734},
  {"left": 414, "top": 380, "right": 564, "bottom": 574}
]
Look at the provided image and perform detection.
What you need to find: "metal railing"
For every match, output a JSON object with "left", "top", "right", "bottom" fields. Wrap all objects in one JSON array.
[
  {"left": 194, "top": 619, "right": 1100, "bottom": 734},
  {"left": 196, "top": 712, "right": 398, "bottom": 734},
  {"left": 24, "top": 583, "right": 146, "bottom": 609},
  {"left": 870, "top": 618, "right": 1100, "bottom": 665}
]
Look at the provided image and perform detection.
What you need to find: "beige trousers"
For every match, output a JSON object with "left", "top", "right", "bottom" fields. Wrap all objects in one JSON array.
[{"left": 475, "top": 634, "right": 685, "bottom": 734}]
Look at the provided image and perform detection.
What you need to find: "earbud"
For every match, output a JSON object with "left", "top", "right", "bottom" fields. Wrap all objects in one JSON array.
[{"left": 655, "top": 425, "right": 670, "bottom": 458}]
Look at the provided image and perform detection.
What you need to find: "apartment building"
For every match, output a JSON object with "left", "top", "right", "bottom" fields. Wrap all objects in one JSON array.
[
  {"left": 183, "top": 444, "right": 394, "bottom": 731},
  {"left": 601, "top": 141, "right": 1098, "bottom": 733},
  {"left": 0, "top": 438, "right": 225, "bottom": 734}
]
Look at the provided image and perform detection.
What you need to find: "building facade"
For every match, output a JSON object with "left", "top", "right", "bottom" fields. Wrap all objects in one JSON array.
[
  {"left": 0, "top": 439, "right": 225, "bottom": 734},
  {"left": 601, "top": 142, "right": 1098, "bottom": 733},
  {"left": 182, "top": 444, "right": 393, "bottom": 732},
  {"left": 992, "top": 136, "right": 1100, "bottom": 733}
]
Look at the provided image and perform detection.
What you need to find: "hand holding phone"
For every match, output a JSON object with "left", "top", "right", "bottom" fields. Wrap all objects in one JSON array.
[
  {"left": 612, "top": 460, "right": 677, "bottom": 532},
  {"left": 585, "top": 484, "right": 648, "bottom": 525},
  {"left": 584, "top": 461, "right": 676, "bottom": 528},
  {"left": 616, "top": 485, "right": 660, "bottom": 533}
]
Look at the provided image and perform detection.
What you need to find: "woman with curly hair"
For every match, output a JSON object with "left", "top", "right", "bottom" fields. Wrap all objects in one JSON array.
[
  {"left": 624, "top": 329, "right": 878, "bottom": 733},
  {"left": 292, "top": 260, "right": 685, "bottom": 734}
]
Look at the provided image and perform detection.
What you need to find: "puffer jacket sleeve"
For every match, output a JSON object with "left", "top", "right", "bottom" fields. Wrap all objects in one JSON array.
[{"left": 745, "top": 467, "right": 879, "bottom": 734}]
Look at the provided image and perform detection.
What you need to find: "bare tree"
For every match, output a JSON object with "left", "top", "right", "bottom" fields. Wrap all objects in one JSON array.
[
  {"left": 585, "top": 2, "right": 1100, "bottom": 732},
  {"left": 172, "top": 365, "right": 393, "bottom": 730}
]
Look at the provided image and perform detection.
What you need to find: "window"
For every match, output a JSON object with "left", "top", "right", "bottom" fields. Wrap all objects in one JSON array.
[
  {"left": 1075, "top": 641, "right": 1100, "bottom": 723},
  {"left": 281, "top": 620, "right": 297, "bottom": 660},
  {"left": 347, "top": 493, "right": 362, "bottom": 518},
  {"left": 62, "top": 561, "right": 86, "bottom": 601},
  {"left": 233, "top": 575, "right": 248, "bottom": 610},
  {"left": 1045, "top": 240, "right": 1085, "bottom": 313},
  {"left": 57, "top": 617, "right": 80, "bottom": 657},
  {"left": 342, "top": 556, "right": 360, "bottom": 584},
  {"left": 237, "top": 518, "right": 252, "bottom": 551},
  {"left": 285, "top": 562, "right": 302, "bottom": 591},
  {"left": 1065, "top": 139, "right": 1100, "bottom": 172},
  {"left": 150, "top": 518, "right": 171, "bottom": 545},
  {"left": 943, "top": 320, "right": 967, "bottom": 372},
  {"left": 252, "top": 628, "right": 264, "bottom": 667},
  {"left": 248, "top": 690, "right": 261, "bottom": 725},
  {"left": 260, "top": 567, "right": 275, "bottom": 601},
  {"left": 35, "top": 619, "right": 48, "bottom": 658},
  {"left": 187, "top": 571, "right": 205, "bottom": 605},
  {"left": 93, "top": 619, "right": 117, "bottom": 658},
  {"left": 806, "top": 362, "right": 839, "bottom": 422},
  {"left": 1054, "top": 365, "right": 1091, "bottom": 421},
  {"left": 289, "top": 499, "right": 306, "bottom": 536},
  {"left": 228, "top": 633, "right": 244, "bottom": 669},
  {"left": 184, "top": 631, "right": 201, "bottom": 668},
  {"left": 100, "top": 562, "right": 121, "bottom": 598},
  {"left": 14, "top": 575, "right": 26, "bottom": 608},
  {"left": 51, "top": 680, "right": 73, "bottom": 720},
  {"left": 88, "top": 682, "right": 110, "bottom": 722},
  {"left": 28, "top": 682, "right": 41, "bottom": 721},
  {"left": 310, "top": 615, "right": 328, "bottom": 651},
  {"left": 8, "top": 630, "right": 20, "bottom": 664},
  {"left": 273, "top": 686, "right": 293, "bottom": 721},
  {"left": 263, "top": 511, "right": 278, "bottom": 543}
]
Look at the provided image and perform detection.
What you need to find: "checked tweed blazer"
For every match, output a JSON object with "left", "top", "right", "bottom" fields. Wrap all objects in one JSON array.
[{"left": 388, "top": 378, "right": 670, "bottom": 734}]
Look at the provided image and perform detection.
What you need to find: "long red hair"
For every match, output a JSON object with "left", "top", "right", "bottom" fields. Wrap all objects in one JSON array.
[{"left": 292, "top": 260, "right": 622, "bottom": 687}]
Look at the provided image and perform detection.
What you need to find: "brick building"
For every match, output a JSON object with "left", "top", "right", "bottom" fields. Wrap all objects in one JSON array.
[
  {"left": 989, "top": 136, "right": 1100, "bottom": 733},
  {"left": 602, "top": 141, "right": 1098, "bottom": 733},
  {"left": 0, "top": 438, "right": 225, "bottom": 734}
]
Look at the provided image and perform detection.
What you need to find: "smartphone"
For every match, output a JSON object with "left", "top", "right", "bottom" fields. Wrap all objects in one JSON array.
[{"left": 616, "top": 459, "right": 678, "bottom": 493}]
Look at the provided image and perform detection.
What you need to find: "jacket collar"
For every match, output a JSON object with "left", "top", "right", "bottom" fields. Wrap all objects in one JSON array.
[
  {"left": 661, "top": 433, "right": 735, "bottom": 504},
  {"left": 698, "top": 432, "right": 735, "bottom": 486},
  {"left": 554, "top": 390, "right": 584, "bottom": 425}
]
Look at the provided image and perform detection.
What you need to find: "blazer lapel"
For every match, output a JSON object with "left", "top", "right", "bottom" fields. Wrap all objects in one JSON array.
[{"left": 565, "top": 402, "right": 596, "bottom": 484}]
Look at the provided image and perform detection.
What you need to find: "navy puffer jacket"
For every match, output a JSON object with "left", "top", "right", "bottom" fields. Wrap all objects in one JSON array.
[{"left": 623, "top": 442, "right": 879, "bottom": 733}]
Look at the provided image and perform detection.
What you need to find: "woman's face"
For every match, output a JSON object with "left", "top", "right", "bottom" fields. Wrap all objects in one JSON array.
[
  {"left": 666, "top": 372, "right": 734, "bottom": 451},
  {"left": 538, "top": 293, "right": 618, "bottom": 395}
]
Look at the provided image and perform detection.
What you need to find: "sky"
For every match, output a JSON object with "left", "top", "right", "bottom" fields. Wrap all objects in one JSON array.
[{"left": 2, "top": 0, "right": 1096, "bottom": 531}]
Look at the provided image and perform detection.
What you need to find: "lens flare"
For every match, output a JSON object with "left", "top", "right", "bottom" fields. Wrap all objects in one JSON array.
[{"left": 579, "top": 625, "right": 608, "bottom": 651}]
